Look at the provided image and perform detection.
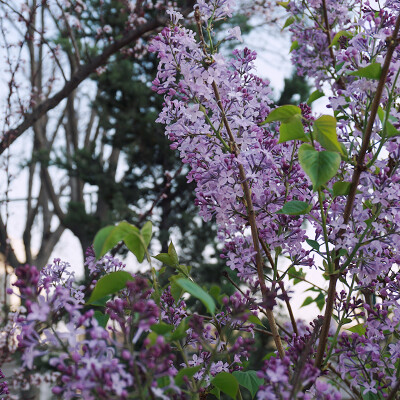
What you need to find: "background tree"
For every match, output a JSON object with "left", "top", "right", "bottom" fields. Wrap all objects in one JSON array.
[
  {"left": 0, "top": 0, "right": 194, "bottom": 274},
  {"left": 0, "top": 0, "right": 307, "bottom": 285}
]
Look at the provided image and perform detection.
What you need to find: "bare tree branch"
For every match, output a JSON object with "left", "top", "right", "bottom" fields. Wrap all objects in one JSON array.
[
  {"left": 35, "top": 224, "right": 65, "bottom": 269},
  {"left": 0, "top": 14, "right": 170, "bottom": 155},
  {"left": 0, "top": 215, "right": 21, "bottom": 268}
]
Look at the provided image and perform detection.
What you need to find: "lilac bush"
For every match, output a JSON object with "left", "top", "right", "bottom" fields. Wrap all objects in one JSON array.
[{"left": 1, "top": 0, "right": 400, "bottom": 399}]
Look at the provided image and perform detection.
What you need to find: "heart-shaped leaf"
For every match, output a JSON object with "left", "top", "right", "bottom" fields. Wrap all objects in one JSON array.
[
  {"left": 211, "top": 372, "right": 239, "bottom": 399},
  {"left": 298, "top": 144, "right": 341, "bottom": 190},
  {"left": 314, "top": 115, "right": 344, "bottom": 155},
  {"left": 263, "top": 105, "right": 301, "bottom": 124},
  {"left": 278, "top": 114, "right": 309, "bottom": 143},
  {"left": 232, "top": 371, "right": 264, "bottom": 399}
]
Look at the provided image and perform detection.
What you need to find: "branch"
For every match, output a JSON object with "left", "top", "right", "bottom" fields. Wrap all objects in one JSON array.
[
  {"left": 314, "top": 12, "right": 400, "bottom": 369},
  {"left": 35, "top": 224, "right": 65, "bottom": 269},
  {"left": 0, "top": 14, "right": 170, "bottom": 155},
  {"left": 41, "top": 166, "right": 66, "bottom": 222},
  {"left": 0, "top": 215, "right": 21, "bottom": 269},
  {"left": 387, "top": 379, "right": 400, "bottom": 400}
]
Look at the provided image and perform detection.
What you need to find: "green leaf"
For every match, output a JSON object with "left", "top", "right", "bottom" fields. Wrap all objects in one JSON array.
[
  {"left": 168, "top": 242, "right": 179, "bottom": 266},
  {"left": 157, "top": 376, "right": 169, "bottom": 388},
  {"left": 315, "top": 293, "right": 325, "bottom": 311},
  {"left": 287, "top": 266, "right": 306, "bottom": 285},
  {"left": 347, "top": 323, "right": 366, "bottom": 336},
  {"left": 124, "top": 234, "right": 146, "bottom": 262},
  {"left": 298, "top": 144, "right": 341, "bottom": 190},
  {"left": 278, "top": 114, "right": 309, "bottom": 143},
  {"left": 87, "top": 271, "right": 134, "bottom": 304},
  {"left": 94, "top": 310, "right": 109, "bottom": 328},
  {"left": 209, "top": 387, "right": 221, "bottom": 399},
  {"left": 89, "top": 295, "right": 111, "bottom": 307},
  {"left": 211, "top": 372, "right": 239, "bottom": 399},
  {"left": 93, "top": 225, "right": 121, "bottom": 259},
  {"left": 170, "top": 282, "right": 184, "bottom": 301},
  {"left": 176, "top": 278, "right": 215, "bottom": 315},
  {"left": 157, "top": 266, "right": 167, "bottom": 278},
  {"left": 282, "top": 16, "right": 295, "bottom": 29},
  {"left": 169, "top": 274, "right": 186, "bottom": 301},
  {"left": 146, "top": 331, "right": 158, "bottom": 346},
  {"left": 171, "top": 319, "right": 188, "bottom": 341},
  {"left": 178, "top": 265, "right": 191, "bottom": 276},
  {"left": 210, "top": 285, "right": 221, "bottom": 301},
  {"left": 361, "top": 390, "right": 380, "bottom": 400},
  {"left": 154, "top": 253, "right": 176, "bottom": 267},
  {"left": 247, "top": 314, "right": 264, "bottom": 327},
  {"left": 276, "top": 200, "right": 311, "bottom": 215},
  {"left": 175, "top": 366, "right": 202, "bottom": 386},
  {"left": 301, "top": 296, "right": 314, "bottom": 307},
  {"left": 306, "top": 239, "right": 320, "bottom": 251},
  {"left": 232, "top": 371, "right": 263, "bottom": 399},
  {"left": 141, "top": 221, "right": 153, "bottom": 247},
  {"left": 277, "top": 1, "right": 290, "bottom": 8},
  {"left": 307, "top": 90, "right": 324, "bottom": 105},
  {"left": 333, "top": 181, "right": 351, "bottom": 197},
  {"left": 93, "top": 221, "right": 147, "bottom": 261},
  {"left": 349, "top": 62, "right": 382, "bottom": 80},
  {"left": 264, "top": 105, "right": 301, "bottom": 123},
  {"left": 377, "top": 106, "right": 400, "bottom": 138},
  {"left": 330, "top": 30, "right": 353, "bottom": 47},
  {"left": 289, "top": 40, "right": 299, "bottom": 52},
  {"left": 339, "top": 142, "right": 348, "bottom": 160},
  {"left": 314, "top": 115, "right": 344, "bottom": 155},
  {"left": 262, "top": 352, "right": 277, "bottom": 361},
  {"left": 151, "top": 322, "right": 174, "bottom": 335}
]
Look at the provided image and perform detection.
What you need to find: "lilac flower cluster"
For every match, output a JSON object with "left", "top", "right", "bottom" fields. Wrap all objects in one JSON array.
[
  {"left": 256, "top": 317, "right": 340, "bottom": 399},
  {"left": 288, "top": 0, "right": 400, "bottom": 283},
  {"left": 4, "top": 1, "right": 400, "bottom": 399},
  {"left": 150, "top": 0, "right": 314, "bottom": 293},
  {"left": 334, "top": 273, "right": 400, "bottom": 396},
  {"left": 183, "top": 290, "right": 257, "bottom": 382},
  {"left": 148, "top": 2, "right": 400, "bottom": 397},
  {"left": 6, "top": 249, "right": 263, "bottom": 399},
  {"left": 0, "top": 369, "right": 8, "bottom": 398},
  {"left": 85, "top": 245, "right": 126, "bottom": 276},
  {"left": 8, "top": 260, "right": 175, "bottom": 398}
]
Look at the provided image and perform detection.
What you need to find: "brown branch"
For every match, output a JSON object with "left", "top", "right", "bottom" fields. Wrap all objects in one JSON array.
[
  {"left": 259, "top": 236, "right": 298, "bottom": 336},
  {"left": 194, "top": 7, "right": 285, "bottom": 357},
  {"left": 0, "top": 215, "right": 21, "bottom": 269},
  {"left": 387, "top": 379, "right": 400, "bottom": 400},
  {"left": 35, "top": 224, "right": 65, "bottom": 269},
  {"left": 84, "top": 104, "right": 97, "bottom": 148},
  {"left": 23, "top": 186, "right": 43, "bottom": 265},
  {"left": 55, "top": 0, "right": 81, "bottom": 68},
  {"left": 210, "top": 80, "right": 285, "bottom": 357},
  {"left": 321, "top": 0, "right": 335, "bottom": 67},
  {"left": 314, "top": 12, "right": 400, "bottom": 369},
  {"left": 41, "top": 166, "right": 66, "bottom": 222},
  {"left": 209, "top": 64, "right": 285, "bottom": 359},
  {"left": 0, "top": 14, "right": 171, "bottom": 155}
]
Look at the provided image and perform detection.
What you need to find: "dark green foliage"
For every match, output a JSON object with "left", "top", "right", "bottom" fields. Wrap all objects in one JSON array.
[{"left": 277, "top": 70, "right": 311, "bottom": 105}]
